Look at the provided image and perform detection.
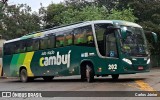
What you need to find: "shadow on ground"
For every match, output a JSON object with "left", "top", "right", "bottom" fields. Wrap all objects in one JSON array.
[{"left": 5, "top": 77, "right": 146, "bottom": 83}]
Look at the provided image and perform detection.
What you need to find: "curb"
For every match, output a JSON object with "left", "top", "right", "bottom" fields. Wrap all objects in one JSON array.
[{"left": 0, "top": 77, "right": 7, "bottom": 79}]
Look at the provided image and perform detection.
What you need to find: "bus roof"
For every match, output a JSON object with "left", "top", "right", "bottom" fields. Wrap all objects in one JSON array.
[
  {"left": 4, "top": 20, "right": 142, "bottom": 44},
  {"left": 112, "top": 20, "right": 142, "bottom": 28}
]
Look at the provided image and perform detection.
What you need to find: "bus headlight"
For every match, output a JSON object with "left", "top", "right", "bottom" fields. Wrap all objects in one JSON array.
[
  {"left": 147, "top": 58, "right": 150, "bottom": 64},
  {"left": 122, "top": 58, "right": 132, "bottom": 65}
]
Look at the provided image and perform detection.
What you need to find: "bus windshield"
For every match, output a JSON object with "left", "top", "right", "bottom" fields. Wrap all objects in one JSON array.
[{"left": 121, "top": 26, "right": 148, "bottom": 57}]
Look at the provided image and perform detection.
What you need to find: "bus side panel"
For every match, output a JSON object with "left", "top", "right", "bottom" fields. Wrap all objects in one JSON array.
[
  {"left": 29, "top": 46, "right": 79, "bottom": 77},
  {"left": 3, "top": 55, "right": 12, "bottom": 77},
  {"left": 29, "top": 46, "right": 97, "bottom": 77},
  {"left": 3, "top": 52, "right": 34, "bottom": 77}
]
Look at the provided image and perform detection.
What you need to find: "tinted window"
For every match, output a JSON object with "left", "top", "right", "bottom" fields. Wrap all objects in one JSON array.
[
  {"left": 48, "top": 35, "right": 55, "bottom": 49},
  {"left": 40, "top": 37, "right": 48, "bottom": 50},
  {"left": 26, "top": 39, "right": 39, "bottom": 51},
  {"left": 73, "top": 25, "right": 94, "bottom": 46},
  {"left": 15, "top": 41, "right": 26, "bottom": 53},
  {"left": 4, "top": 43, "right": 15, "bottom": 55},
  {"left": 55, "top": 30, "right": 73, "bottom": 47},
  {"left": 65, "top": 34, "right": 73, "bottom": 46},
  {"left": 56, "top": 34, "right": 65, "bottom": 47}
]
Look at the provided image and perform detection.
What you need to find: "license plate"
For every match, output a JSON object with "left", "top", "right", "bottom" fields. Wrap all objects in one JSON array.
[{"left": 138, "top": 66, "right": 144, "bottom": 70}]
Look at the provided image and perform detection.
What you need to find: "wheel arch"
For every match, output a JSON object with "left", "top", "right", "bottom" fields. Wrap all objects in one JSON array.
[
  {"left": 80, "top": 59, "right": 95, "bottom": 74},
  {"left": 19, "top": 66, "right": 27, "bottom": 76}
]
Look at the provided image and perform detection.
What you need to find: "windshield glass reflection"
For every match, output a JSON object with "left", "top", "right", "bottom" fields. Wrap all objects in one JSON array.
[{"left": 121, "top": 26, "right": 148, "bottom": 57}]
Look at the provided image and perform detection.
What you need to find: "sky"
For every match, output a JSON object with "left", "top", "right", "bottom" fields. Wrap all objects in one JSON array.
[{"left": 8, "top": 0, "right": 64, "bottom": 12}]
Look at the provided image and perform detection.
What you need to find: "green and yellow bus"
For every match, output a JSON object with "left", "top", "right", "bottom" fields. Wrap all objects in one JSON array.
[{"left": 2, "top": 20, "right": 157, "bottom": 82}]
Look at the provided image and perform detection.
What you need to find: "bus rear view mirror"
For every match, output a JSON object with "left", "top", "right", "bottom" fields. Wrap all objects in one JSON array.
[
  {"left": 121, "top": 29, "right": 133, "bottom": 40},
  {"left": 151, "top": 32, "right": 158, "bottom": 43}
]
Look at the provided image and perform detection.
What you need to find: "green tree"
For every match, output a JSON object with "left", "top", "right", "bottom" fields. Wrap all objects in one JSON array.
[
  {"left": 107, "top": 8, "right": 137, "bottom": 22},
  {"left": 43, "top": 4, "right": 137, "bottom": 26},
  {"left": 40, "top": 4, "right": 67, "bottom": 28},
  {"left": 0, "top": 4, "right": 41, "bottom": 39},
  {"left": 94, "top": 0, "right": 119, "bottom": 12},
  {"left": 58, "top": 6, "right": 106, "bottom": 24}
]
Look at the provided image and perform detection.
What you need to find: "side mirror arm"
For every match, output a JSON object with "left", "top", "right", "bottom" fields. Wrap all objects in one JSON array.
[{"left": 151, "top": 32, "right": 158, "bottom": 43}]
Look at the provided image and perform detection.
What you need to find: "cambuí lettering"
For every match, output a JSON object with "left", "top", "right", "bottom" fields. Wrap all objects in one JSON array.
[{"left": 40, "top": 50, "right": 71, "bottom": 68}]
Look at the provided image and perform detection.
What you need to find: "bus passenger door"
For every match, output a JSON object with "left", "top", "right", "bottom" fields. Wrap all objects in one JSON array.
[{"left": 105, "top": 31, "right": 120, "bottom": 73}]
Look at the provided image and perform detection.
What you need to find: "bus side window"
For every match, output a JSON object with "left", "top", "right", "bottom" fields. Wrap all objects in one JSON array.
[
  {"left": 73, "top": 25, "right": 94, "bottom": 46},
  {"left": 40, "top": 37, "right": 48, "bottom": 50},
  {"left": 56, "top": 34, "right": 65, "bottom": 48},
  {"left": 26, "top": 39, "right": 33, "bottom": 51},
  {"left": 86, "top": 26, "right": 94, "bottom": 46},
  {"left": 74, "top": 27, "right": 86, "bottom": 45},
  {"left": 15, "top": 41, "right": 26, "bottom": 53},
  {"left": 15, "top": 43, "right": 20, "bottom": 53},
  {"left": 4, "top": 44, "right": 8, "bottom": 55},
  {"left": 20, "top": 41, "right": 26, "bottom": 53},
  {"left": 26, "top": 39, "right": 39, "bottom": 51},
  {"left": 65, "top": 33, "right": 73, "bottom": 46},
  {"left": 48, "top": 35, "right": 55, "bottom": 49},
  {"left": 32, "top": 39, "right": 39, "bottom": 51},
  {"left": 4, "top": 43, "right": 15, "bottom": 55}
]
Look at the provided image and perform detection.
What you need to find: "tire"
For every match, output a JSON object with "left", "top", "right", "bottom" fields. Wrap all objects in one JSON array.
[
  {"left": 43, "top": 76, "right": 54, "bottom": 81},
  {"left": 86, "top": 64, "right": 94, "bottom": 83},
  {"left": 20, "top": 69, "right": 28, "bottom": 83},
  {"left": 80, "top": 67, "right": 86, "bottom": 81},
  {"left": 111, "top": 74, "right": 119, "bottom": 80}
]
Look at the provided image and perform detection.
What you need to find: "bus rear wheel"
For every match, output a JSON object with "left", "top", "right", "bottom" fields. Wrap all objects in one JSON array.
[
  {"left": 86, "top": 65, "right": 94, "bottom": 83},
  {"left": 20, "top": 69, "right": 29, "bottom": 83},
  {"left": 43, "top": 76, "right": 54, "bottom": 81},
  {"left": 111, "top": 74, "right": 119, "bottom": 80}
]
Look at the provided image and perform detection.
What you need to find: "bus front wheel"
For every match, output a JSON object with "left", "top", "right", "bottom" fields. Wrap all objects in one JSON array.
[
  {"left": 111, "top": 74, "right": 119, "bottom": 80},
  {"left": 86, "top": 65, "right": 94, "bottom": 83}
]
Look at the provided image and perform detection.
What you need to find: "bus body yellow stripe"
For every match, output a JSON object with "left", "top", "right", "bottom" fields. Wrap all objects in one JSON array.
[{"left": 23, "top": 52, "right": 34, "bottom": 76}]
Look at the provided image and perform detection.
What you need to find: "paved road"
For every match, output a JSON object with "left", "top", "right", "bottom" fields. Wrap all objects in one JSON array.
[{"left": 0, "top": 68, "right": 160, "bottom": 100}]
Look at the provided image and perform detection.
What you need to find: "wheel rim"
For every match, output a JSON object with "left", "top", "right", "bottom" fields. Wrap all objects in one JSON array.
[{"left": 21, "top": 71, "right": 27, "bottom": 82}]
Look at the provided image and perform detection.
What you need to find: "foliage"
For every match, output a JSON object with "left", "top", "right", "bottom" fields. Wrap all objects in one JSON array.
[
  {"left": 107, "top": 8, "right": 137, "bottom": 22},
  {"left": 0, "top": 4, "right": 41, "bottom": 39},
  {"left": 40, "top": 4, "right": 66, "bottom": 27},
  {"left": 58, "top": 6, "right": 106, "bottom": 24},
  {"left": 43, "top": 4, "right": 137, "bottom": 26}
]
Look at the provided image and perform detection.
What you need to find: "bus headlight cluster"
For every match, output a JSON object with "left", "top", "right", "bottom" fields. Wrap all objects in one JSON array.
[
  {"left": 122, "top": 58, "right": 132, "bottom": 65},
  {"left": 147, "top": 58, "right": 150, "bottom": 64}
]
